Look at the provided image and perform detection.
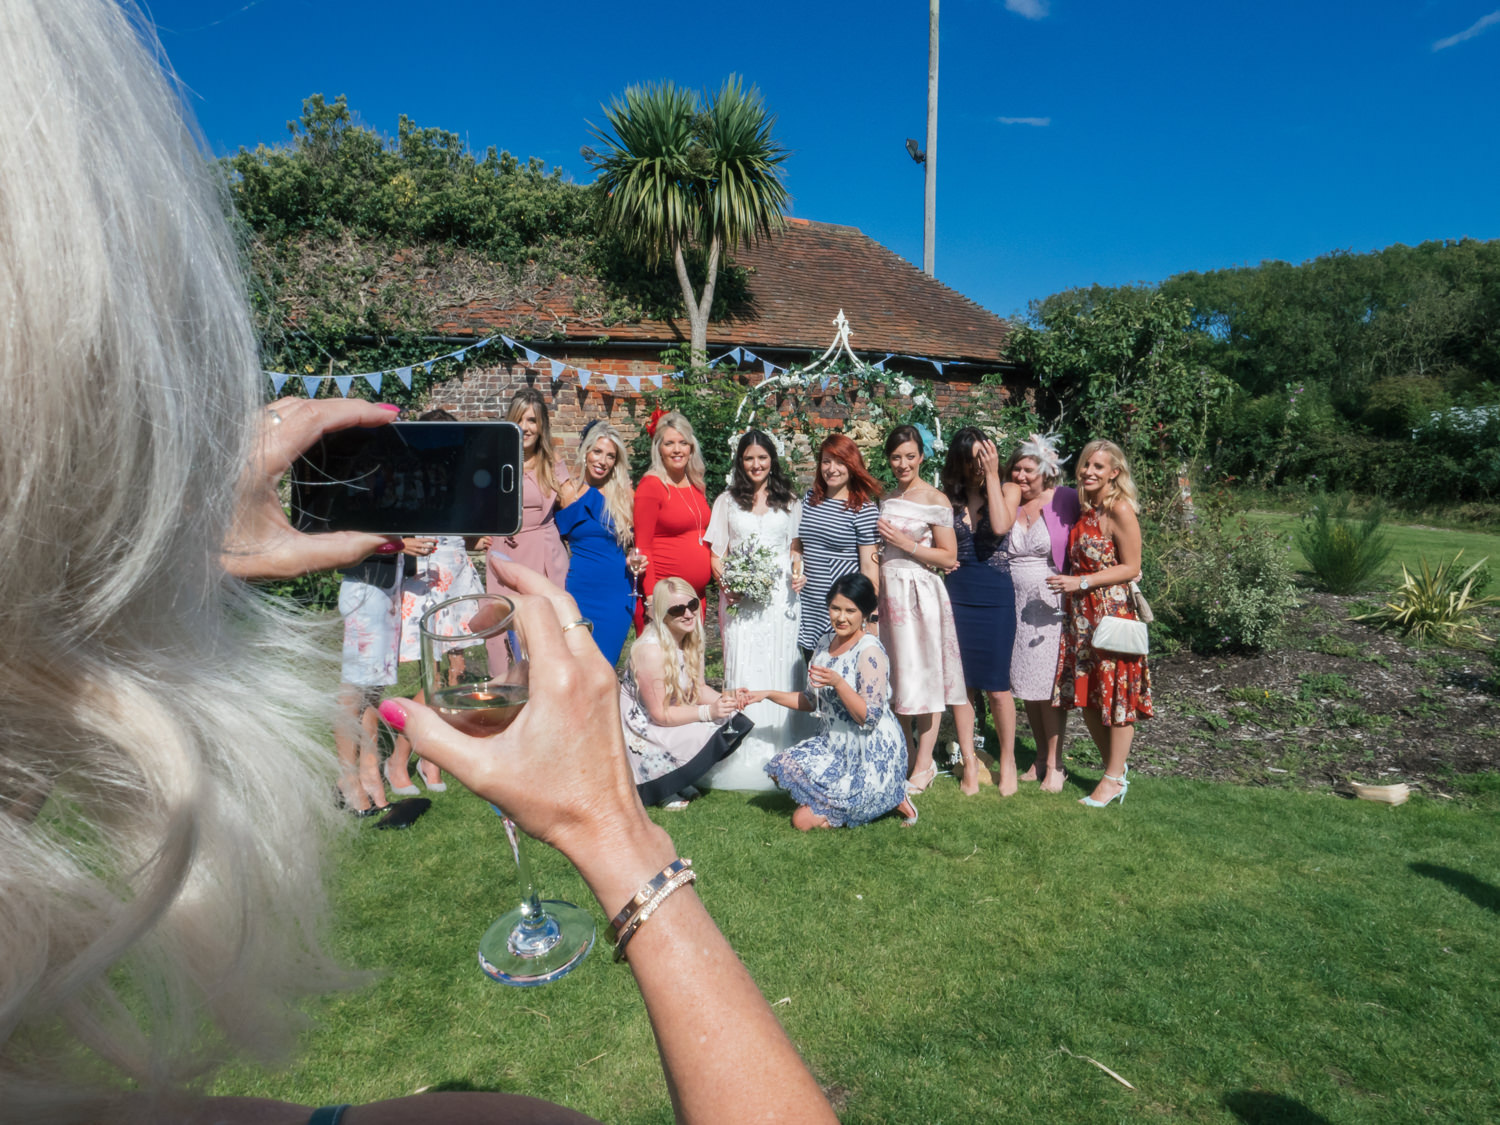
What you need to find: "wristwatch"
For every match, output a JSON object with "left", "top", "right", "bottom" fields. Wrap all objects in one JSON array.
[{"left": 1078, "top": 577, "right": 1091, "bottom": 592}]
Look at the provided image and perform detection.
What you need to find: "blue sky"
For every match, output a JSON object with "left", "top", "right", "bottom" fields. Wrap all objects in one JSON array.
[{"left": 147, "top": 0, "right": 1499, "bottom": 320}]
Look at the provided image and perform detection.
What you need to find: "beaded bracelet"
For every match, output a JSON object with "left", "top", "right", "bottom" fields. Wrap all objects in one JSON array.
[
  {"left": 607, "top": 858, "right": 693, "bottom": 944},
  {"left": 614, "top": 866, "right": 698, "bottom": 962}
]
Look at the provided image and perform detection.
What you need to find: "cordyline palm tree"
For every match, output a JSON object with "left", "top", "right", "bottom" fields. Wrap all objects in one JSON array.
[{"left": 589, "top": 77, "right": 789, "bottom": 368}]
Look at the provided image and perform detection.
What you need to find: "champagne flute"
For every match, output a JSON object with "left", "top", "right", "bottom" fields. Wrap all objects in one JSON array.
[{"left": 419, "top": 593, "right": 594, "bottom": 986}]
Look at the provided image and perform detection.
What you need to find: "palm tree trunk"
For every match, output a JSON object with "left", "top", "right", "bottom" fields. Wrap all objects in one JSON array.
[{"left": 672, "top": 237, "right": 722, "bottom": 369}]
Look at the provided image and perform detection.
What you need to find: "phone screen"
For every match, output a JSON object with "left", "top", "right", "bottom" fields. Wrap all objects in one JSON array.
[{"left": 291, "top": 421, "right": 523, "bottom": 536}]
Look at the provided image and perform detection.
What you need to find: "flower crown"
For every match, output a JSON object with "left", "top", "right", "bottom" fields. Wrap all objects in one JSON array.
[{"left": 645, "top": 407, "right": 667, "bottom": 437}]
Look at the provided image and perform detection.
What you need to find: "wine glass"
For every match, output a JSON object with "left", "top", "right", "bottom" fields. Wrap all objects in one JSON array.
[
  {"left": 419, "top": 593, "right": 594, "bottom": 986},
  {"left": 627, "top": 547, "right": 647, "bottom": 598}
]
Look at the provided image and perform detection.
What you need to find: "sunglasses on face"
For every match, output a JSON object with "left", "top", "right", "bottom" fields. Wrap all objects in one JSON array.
[{"left": 664, "top": 598, "right": 701, "bottom": 619}]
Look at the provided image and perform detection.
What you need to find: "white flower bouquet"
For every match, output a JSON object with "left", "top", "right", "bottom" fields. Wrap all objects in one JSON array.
[{"left": 719, "top": 537, "right": 782, "bottom": 616}]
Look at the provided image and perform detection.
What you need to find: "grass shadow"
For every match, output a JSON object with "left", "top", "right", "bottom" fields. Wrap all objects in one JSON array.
[
  {"left": 747, "top": 791, "right": 797, "bottom": 815},
  {"left": 1410, "top": 862, "right": 1500, "bottom": 914},
  {"left": 1222, "top": 1091, "right": 1332, "bottom": 1124}
]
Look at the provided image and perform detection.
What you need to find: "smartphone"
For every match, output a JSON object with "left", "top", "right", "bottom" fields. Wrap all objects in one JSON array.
[{"left": 291, "top": 421, "right": 523, "bottom": 536}]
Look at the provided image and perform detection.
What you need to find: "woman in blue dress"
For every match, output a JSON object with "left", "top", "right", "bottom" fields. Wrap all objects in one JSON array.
[
  {"left": 941, "top": 427, "right": 1021, "bottom": 795},
  {"left": 747, "top": 574, "right": 917, "bottom": 829},
  {"left": 556, "top": 420, "right": 641, "bottom": 666}
]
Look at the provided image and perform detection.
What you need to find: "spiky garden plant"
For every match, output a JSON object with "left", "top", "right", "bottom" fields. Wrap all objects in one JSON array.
[{"left": 1352, "top": 551, "right": 1499, "bottom": 645}]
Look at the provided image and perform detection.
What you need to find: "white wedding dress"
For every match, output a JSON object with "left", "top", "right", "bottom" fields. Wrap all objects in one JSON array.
[{"left": 701, "top": 494, "right": 812, "bottom": 790}]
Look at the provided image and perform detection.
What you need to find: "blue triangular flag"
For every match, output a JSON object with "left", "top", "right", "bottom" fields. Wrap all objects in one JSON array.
[
  {"left": 602, "top": 373, "right": 619, "bottom": 391},
  {"left": 364, "top": 371, "right": 383, "bottom": 394},
  {"left": 500, "top": 334, "right": 518, "bottom": 350},
  {"left": 522, "top": 347, "right": 541, "bottom": 365},
  {"left": 396, "top": 367, "right": 414, "bottom": 389},
  {"left": 301, "top": 375, "right": 323, "bottom": 398},
  {"left": 549, "top": 359, "right": 566, "bottom": 380},
  {"left": 932, "top": 360, "right": 945, "bottom": 375},
  {"left": 820, "top": 376, "right": 831, "bottom": 392},
  {"left": 269, "top": 373, "right": 289, "bottom": 395},
  {"left": 471, "top": 337, "right": 490, "bottom": 349},
  {"left": 578, "top": 371, "right": 591, "bottom": 388},
  {"left": 649, "top": 374, "right": 664, "bottom": 388},
  {"left": 626, "top": 375, "right": 642, "bottom": 392},
  {"left": 453, "top": 349, "right": 468, "bottom": 363},
  {"left": 333, "top": 374, "right": 355, "bottom": 397},
  {"left": 423, "top": 361, "right": 435, "bottom": 376}
]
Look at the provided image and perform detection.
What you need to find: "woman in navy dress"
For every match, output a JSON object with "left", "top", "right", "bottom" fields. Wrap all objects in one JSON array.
[
  {"left": 941, "top": 428, "right": 1021, "bottom": 795},
  {"left": 556, "top": 420, "right": 639, "bottom": 666}
]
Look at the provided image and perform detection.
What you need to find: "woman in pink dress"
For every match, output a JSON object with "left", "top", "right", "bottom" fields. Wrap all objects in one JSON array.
[
  {"left": 876, "top": 425, "right": 968, "bottom": 795},
  {"left": 487, "top": 387, "right": 570, "bottom": 594}
]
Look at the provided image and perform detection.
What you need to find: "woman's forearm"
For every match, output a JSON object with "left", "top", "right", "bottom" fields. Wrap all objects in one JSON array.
[{"left": 572, "top": 821, "right": 838, "bottom": 1125}]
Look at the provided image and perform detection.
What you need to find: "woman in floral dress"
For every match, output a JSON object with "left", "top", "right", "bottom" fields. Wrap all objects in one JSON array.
[
  {"left": 876, "top": 425, "right": 966, "bottom": 794},
  {"left": 751, "top": 575, "right": 917, "bottom": 829},
  {"left": 1047, "top": 439, "right": 1153, "bottom": 807},
  {"left": 701, "top": 430, "right": 806, "bottom": 791}
]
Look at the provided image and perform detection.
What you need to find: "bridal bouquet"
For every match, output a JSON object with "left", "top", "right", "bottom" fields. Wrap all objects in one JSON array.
[{"left": 719, "top": 538, "right": 782, "bottom": 616}]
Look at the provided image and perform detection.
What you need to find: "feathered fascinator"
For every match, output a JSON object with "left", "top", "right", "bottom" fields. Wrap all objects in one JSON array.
[
  {"left": 1018, "top": 432, "right": 1068, "bottom": 480},
  {"left": 645, "top": 408, "right": 667, "bottom": 437}
]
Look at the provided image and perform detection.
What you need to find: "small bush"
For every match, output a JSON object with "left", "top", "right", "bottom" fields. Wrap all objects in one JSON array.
[
  {"left": 1151, "top": 512, "right": 1299, "bottom": 653},
  {"left": 1296, "top": 495, "right": 1392, "bottom": 593},
  {"left": 1352, "top": 551, "right": 1500, "bottom": 646}
]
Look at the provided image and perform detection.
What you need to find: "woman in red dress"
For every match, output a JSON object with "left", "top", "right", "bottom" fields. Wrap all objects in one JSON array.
[
  {"left": 1046, "top": 439, "right": 1153, "bottom": 808},
  {"left": 633, "top": 410, "right": 712, "bottom": 632}
]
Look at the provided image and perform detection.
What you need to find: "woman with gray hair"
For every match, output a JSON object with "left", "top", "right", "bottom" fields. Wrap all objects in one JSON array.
[
  {"left": 0, "top": 3, "right": 837, "bottom": 1123},
  {"left": 1005, "top": 433, "right": 1079, "bottom": 793}
]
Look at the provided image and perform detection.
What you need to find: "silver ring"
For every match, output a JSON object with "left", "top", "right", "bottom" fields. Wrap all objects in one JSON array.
[
  {"left": 560, "top": 618, "right": 594, "bottom": 635},
  {"left": 267, "top": 407, "right": 284, "bottom": 425}
]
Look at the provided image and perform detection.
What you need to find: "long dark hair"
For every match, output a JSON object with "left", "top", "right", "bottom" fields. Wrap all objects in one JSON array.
[
  {"left": 884, "top": 423, "right": 925, "bottom": 461},
  {"left": 941, "top": 426, "right": 987, "bottom": 509},
  {"left": 810, "top": 433, "right": 881, "bottom": 510},
  {"left": 728, "top": 429, "right": 796, "bottom": 512}
]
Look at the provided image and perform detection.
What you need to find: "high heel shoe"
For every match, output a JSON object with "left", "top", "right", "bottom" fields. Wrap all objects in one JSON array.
[
  {"left": 897, "top": 797, "right": 919, "bottom": 827},
  {"left": 905, "top": 763, "right": 938, "bottom": 794},
  {"left": 383, "top": 757, "right": 420, "bottom": 797},
  {"left": 335, "top": 783, "right": 381, "bottom": 818},
  {"left": 416, "top": 759, "right": 447, "bottom": 793},
  {"left": 1079, "top": 767, "right": 1128, "bottom": 808}
]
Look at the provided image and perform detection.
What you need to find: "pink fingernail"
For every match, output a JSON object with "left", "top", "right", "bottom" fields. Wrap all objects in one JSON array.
[
  {"left": 378, "top": 700, "right": 407, "bottom": 730},
  {"left": 375, "top": 539, "right": 402, "bottom": 555},
  {"left": 377, "top": 403, "right": 401, "bottom": 413}
]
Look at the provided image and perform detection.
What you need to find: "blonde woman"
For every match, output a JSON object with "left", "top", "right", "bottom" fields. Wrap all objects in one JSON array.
[
  {"left": 621, "top": 578, "right": 751, "bottom": 809},
  {"left": 1046, "top": 440, "right": 1154, "bottom": 807},
  {"left": 632, "top": 409, "right": 712, "bottom": 632},
  {"left": 487, "top": 386, "right": 570, "bottom": 593},
  {"left": 556, "top": 420, "right": 637, "bottom": 665}
]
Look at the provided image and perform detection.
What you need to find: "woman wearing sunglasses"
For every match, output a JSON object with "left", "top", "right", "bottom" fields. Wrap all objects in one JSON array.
[{"left": 621, "top": 578, "right": 753, "bottom": 809}]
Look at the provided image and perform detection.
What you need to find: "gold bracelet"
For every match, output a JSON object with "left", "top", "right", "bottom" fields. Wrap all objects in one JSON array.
[
  {"left": 606, "top": 858, "right": 692, "bottom": 943},
  {"left": 613, "top": 867, "right": 698, "bottom": 962}
]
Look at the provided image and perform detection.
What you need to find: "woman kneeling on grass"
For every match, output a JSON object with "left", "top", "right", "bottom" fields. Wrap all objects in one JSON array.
[{"left": 748, "top": 575, "right": 918, "bottom": 829}]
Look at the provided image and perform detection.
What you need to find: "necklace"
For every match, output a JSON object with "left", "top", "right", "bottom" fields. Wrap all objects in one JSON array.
[{"left": 666, "top": 474, "right": 704, "bottom": 545}]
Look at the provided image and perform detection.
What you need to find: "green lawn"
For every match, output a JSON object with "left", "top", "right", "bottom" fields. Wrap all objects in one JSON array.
[
  {"left": 214, "top": 774, "right": 1500, "bottom": 1123},
  {"left": 1242, "top": 510, "right": 1500, "bottom": 585}
]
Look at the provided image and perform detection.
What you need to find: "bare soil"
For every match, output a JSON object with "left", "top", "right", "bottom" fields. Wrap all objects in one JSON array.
[{"left": 1115, "top": 591, "right": 1499, "bottom": 797}]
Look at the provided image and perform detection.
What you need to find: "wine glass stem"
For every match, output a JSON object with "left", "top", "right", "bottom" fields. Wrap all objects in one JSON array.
[{"left": 503, "top": 815, "right": 549, "bottom": 934}]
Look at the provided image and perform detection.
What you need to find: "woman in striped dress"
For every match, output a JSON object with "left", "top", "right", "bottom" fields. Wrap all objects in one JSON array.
[{"left": 792, "top": 434, "right": 882, "bottom": 662}]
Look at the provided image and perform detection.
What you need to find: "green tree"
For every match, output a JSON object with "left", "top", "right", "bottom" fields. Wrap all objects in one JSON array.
[
  {"left": 1005, "top": 284, "right": 1231, "bottom": 503},
  {"left": 588, "top": 77, "right": 789, "bottom": 367}
]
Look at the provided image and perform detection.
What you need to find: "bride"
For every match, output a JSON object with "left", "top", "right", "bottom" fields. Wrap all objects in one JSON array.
[{"left": 702, "top": 429, "right": 810, "bottom": 789}]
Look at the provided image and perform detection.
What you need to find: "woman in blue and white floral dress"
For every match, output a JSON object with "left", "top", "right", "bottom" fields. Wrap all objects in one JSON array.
[{"left": 750, "top": 574, "right": 917, "bottom": 829}]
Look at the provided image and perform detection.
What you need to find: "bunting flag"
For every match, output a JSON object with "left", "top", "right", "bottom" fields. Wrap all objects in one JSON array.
[
  {"left": 820, "top": 376, "right": 831, "bottom": 391},
  {"left": 265, "top": 329, "right": 961, "bottom": 402}
]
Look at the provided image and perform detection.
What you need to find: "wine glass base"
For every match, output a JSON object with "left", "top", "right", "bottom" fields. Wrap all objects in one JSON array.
[{"left": 477, "top": 900, "right": 595, "bottom": 986}]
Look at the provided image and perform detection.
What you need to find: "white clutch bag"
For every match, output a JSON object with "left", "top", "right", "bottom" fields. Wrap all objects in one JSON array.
[{"left": 1091, "top": 615, "right": 1149, "bottom": 656}]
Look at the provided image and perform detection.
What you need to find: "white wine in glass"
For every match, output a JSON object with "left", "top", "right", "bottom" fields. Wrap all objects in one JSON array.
[{"left": 419, "top": 594, "right": 594, "bottom": 986}]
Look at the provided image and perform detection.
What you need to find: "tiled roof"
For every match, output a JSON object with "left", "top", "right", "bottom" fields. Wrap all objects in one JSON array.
[{"left": 438, "top": 219, "right": 1010, "bottom": 365}]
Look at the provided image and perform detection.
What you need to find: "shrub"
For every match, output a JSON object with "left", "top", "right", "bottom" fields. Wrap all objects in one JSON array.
[
  {"left": 1352, "top": 552, "right": 1500, "bottom": 646},
  {"left": 1296, "top": 495, "right": 1392, "bottom": 593},
  {"left": 1149, "top": 509, "right": 1299, "bottom": 653}
]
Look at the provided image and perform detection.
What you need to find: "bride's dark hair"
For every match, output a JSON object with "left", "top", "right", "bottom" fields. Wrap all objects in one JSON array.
[{"left": 728, "top": 429, "right": 797, "bottom": 512}]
